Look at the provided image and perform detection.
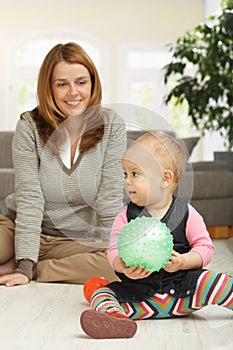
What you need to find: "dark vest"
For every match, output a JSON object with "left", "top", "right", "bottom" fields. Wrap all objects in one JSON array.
[
  {"left": 107, "top": 197, "right": 204, "bottom": 302},
  {"left": 126, "top": 196, "right": 190, "bottom": 254}
]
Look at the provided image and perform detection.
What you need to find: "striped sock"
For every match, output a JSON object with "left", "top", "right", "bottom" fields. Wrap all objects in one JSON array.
[
  {"left": 90, "top": 287, "right": 126, "bottom": 316},
  {"left": 89, "top": 271, "right": 233, "bottom": 320},
  {"left": 190, "top": 270, "right": 233, "bottom": 310},
  {"left": 125, "top": 271, "right": 233, "bottom": 319}
]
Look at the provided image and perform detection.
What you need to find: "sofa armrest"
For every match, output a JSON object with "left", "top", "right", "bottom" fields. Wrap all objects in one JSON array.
[
  {"left": 0, "top": 131, "right": 14, "bottom": 168},
  {"left": 186, "top": 160, "right": 230, "bottom": 172},
  {"left": 0, "top": 169, "right": 15, "bottom": 200}
]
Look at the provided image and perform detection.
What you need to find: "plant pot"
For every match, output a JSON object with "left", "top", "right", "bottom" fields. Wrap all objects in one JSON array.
[{"left": 214, "top": 151, "right": 233, "bottom": 171}]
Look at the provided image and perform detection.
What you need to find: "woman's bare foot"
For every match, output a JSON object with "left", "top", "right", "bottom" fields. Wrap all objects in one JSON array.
[{"left": 0, "top": 257, "right": 16, "bottom": 276}]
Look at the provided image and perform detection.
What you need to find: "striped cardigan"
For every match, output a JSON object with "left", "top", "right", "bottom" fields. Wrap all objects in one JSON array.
[{"left": 5, "top": 109, "right": 127, "bottom": 265}]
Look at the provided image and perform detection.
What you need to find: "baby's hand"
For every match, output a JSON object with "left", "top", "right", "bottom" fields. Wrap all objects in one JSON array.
[
  {"left": 113, "top": 256, "right": 151, "bottom": 279},
  {"left": 123, "top": 265, "right": 152, "bottom": 279},
  {"left": 163, "top": 250, "right": 185, "bottom": 273}
]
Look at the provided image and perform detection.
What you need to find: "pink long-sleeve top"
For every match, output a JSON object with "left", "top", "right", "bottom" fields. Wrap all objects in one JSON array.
[{"left": 107, "top": 203, "right": 215, "bottom": 269}]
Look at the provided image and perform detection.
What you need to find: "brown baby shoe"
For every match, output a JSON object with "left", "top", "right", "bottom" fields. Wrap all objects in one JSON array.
[{"left": 80, "top": 310, "right": 137, "bottom": 339}]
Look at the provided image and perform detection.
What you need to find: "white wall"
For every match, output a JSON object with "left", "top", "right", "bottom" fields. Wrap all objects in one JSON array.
[
  {"left": 0, "top": 0, "right": 203, "bottom": 127},
  {"left": 197, "top": 0, "right": 225, "bottom": 160},
  {"left": 3, "top": 0, "right": 227, "bottom": 160},
  {"left": 203, "top": 0, "right": 222, "bottom": 18}
]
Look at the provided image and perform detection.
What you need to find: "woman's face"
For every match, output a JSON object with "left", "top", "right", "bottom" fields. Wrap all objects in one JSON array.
[{"left": 52, "top": 61, "right": 92, "bottom": 117}]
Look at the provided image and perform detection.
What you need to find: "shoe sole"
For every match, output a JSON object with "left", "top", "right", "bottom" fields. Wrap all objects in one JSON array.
[{"left": 80, "top": 310, "right": 137, "bottom": 339}]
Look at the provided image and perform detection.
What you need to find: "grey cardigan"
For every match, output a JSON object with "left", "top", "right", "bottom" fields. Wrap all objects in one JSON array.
[{"left": 5, "top": 108, "right": 126, "bottom": 276}]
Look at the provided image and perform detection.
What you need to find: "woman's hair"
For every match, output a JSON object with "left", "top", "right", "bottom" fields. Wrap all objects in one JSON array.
[
  {"left": 135, "top": 131, "right": 187, "bottom": 184},
  {"left": 30, "top": 42, "right": 104, "bottom": 153}
]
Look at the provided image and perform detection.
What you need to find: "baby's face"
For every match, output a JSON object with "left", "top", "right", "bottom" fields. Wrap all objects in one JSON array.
[{"left": 122, "top": 143, "right": 164, "bottom": 208}]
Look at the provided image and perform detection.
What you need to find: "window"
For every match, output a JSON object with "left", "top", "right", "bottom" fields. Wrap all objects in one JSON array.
[{"left": 118, "top": 44, "right": 194, "bottom": 137}]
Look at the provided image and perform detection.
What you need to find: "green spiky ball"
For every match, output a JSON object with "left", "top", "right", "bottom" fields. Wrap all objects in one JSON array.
[{"left": 118, "top": 217, "right": 173, "bottom": 272}]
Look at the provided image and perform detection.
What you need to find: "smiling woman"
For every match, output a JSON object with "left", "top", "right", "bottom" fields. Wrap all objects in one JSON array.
[
  {"left": 6, "top": 35, "right": 104, "bottom": 130},
  {"left": 0, "top": 42, "right": 127, "bottom": 287},
  {"left": 52, "top": 61, "right": 92, "bottom": 118}
]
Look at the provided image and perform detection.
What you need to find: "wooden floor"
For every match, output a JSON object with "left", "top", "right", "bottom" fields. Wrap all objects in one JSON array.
[{"left": 0, "top": 239, "right": 232, "bottom": 350}]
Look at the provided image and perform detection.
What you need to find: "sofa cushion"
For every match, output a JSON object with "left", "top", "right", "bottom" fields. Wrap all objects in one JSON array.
[
  {"left": 0, "top": 169, "right": 15, "bottom": 199},
  {"left": 181, "top": 136, "right": 199, "bottom": 159},
  {"left": 187, "top": 160, "right": 230, "bottom": 172},
  {"left": 190, "top": 197, "right": 233, "bottom": 226},
  {"left": 178, "top": 170, "right": 233, "bottom": 199},
  {"left": 0, "top": 131, "right": 14, "bottom": 168}
]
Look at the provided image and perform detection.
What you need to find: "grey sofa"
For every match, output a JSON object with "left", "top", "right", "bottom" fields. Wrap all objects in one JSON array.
[
  {"left": 0, "top": 130, "right": 233, "bottom": 228},
  {"left": 0, "top": 131, "right": 14, "bottom": 214},
  {"left": 126, "top": 130, "right": 233, "bottom": 227},
  {"left": 179, "top": 160, "right": 233, "bottom": 226}
]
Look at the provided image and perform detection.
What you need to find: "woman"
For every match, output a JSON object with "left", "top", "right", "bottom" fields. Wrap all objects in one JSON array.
[{"left": 0, "top": 42, "right": 126, "bottom": 287}]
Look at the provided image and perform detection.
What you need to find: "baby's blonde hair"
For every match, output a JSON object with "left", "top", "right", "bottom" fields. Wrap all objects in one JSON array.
[{"left": 134, "top": 131, "right": 187, "bottom": 185}]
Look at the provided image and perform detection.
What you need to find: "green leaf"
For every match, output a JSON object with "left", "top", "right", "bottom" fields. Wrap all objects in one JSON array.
[{"left": 163, "top": 0, "right": 233, "bottom": 150}]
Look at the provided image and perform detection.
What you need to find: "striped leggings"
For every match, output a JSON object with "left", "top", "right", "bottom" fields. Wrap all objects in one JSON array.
[{"left": 90, "top": 271, "right": 233, "bottom": 319}]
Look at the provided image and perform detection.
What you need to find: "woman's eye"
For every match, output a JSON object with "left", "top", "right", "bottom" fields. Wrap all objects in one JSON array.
[
  {"left": 78, "top": 80, "right": 86, "bottom": 85},
  {"left": 123, "top": 172, "right": 127, "bottom": 179},
  {"left": 57, "top": 82, "right": 66, "bottom": 87},
  {"left": 132, "top": 172, "right": 138, "bottom": 177}
]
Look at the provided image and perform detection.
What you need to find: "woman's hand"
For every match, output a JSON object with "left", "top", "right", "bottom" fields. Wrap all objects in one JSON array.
[
  {"left": 113, "top": 256, "right": 151, "bottom": 280},
  {"left": 0, "top": 273, "right": 29, "bottom": 287}
]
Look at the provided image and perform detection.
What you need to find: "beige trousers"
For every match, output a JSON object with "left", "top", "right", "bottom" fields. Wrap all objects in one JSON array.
[{"left": 0, "top": 215, "right": 117, "bottom": 284}]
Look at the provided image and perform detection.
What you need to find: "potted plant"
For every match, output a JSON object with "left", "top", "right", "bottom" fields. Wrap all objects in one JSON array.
[{"left": 163, "top": 0, "right": 233, "bottom": 169}]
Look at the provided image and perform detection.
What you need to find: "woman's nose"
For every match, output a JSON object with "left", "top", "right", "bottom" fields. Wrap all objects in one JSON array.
[{"left": 69, "top": 83, "right": 78, "bottom": 95}]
